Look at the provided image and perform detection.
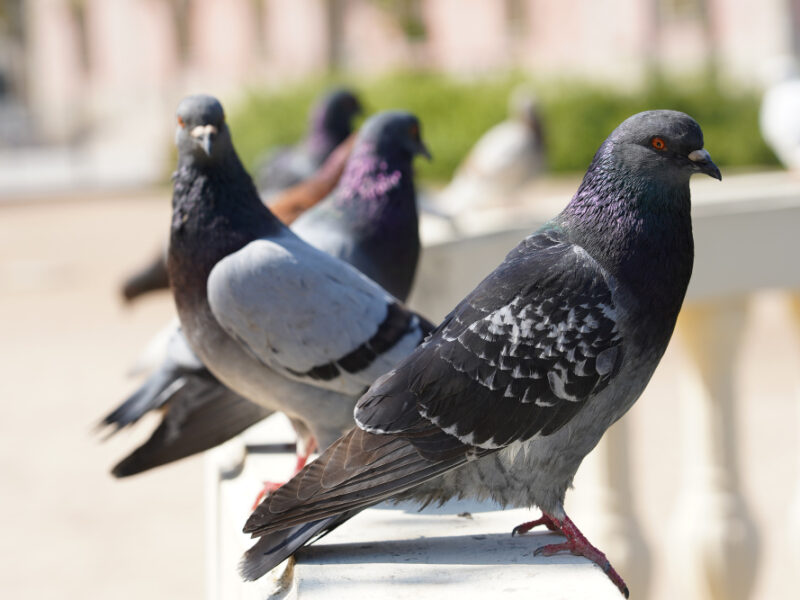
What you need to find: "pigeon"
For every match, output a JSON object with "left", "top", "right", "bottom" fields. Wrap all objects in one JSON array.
[
  {"left": 436, "top": 85, "right": 546, "bottom": 214},
  {"left": 760, "top": 55, "right": 800, "bottom": 171},
  {"left": 103, "top": 110, "right": 429, "bottom": 476},
  {"left": 255, "top": 88, "right": 362, "bottom": 195},
  {"left": 118, "top": 96, "right": 430, "bottom": 482},
  {"left": 291, "top": 110, "right": 428, "bottom": 301},
  {"left": 239, "top": 110, "right": 722, "bottom": 597},
  {"left": 118, "top": 133, "right": 356, "bottom": 304}
]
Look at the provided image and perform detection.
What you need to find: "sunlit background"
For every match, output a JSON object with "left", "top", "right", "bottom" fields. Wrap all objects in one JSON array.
[{"left": 1, "top": 1, "right": 799, "bottom": 599}]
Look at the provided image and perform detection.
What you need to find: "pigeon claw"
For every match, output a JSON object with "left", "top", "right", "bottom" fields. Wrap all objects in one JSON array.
[
  {"left": 529, "top": 512, "right": 629, "bottom": 598},
  {"left": 511, "top": 513, "right": 560, "bottom": 536}
]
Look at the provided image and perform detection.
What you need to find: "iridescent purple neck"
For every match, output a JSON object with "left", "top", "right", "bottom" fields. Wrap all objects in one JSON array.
[
  {"left": 337, "top": 141, "right": 405, "bottom": 203},
  {"left": 560, "top": 141, "right": 694, "bottom": 309}
]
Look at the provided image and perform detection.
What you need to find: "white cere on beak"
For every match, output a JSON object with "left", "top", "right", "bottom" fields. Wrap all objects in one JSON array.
[
  {"left": 688, "top": 149, "right": 711, "bottom": 163},
  {"left": 190, "top": 124, "right": 218, "bottom": 138}
]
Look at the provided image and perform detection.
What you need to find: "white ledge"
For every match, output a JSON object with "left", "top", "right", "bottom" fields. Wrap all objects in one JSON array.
[{"left": 205, "top": 417, "right": 621, "bottom": 600}]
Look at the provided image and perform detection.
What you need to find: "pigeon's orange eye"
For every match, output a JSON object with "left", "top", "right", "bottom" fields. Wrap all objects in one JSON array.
[
  {"left": 177, "top": 116, "right": 185, "bottom": 128},
  {"left": 651, "top": 137, "right": 667, "bottom": 151},
  {"left": 409, "top": 124, "right": 419, "bottom": 139}
]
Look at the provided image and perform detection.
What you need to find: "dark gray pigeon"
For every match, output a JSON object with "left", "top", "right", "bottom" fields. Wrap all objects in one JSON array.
[
  {"left": 154, "top": 95, "right": 431, "bottom": 476},
  {"left": 239, "top": 110, "right": 722, "bottom": 597},
  {"left": 255, "top": 88, "right": 362, "bottom": 195},
  {"left": 103, "top": 111, "right": 429, "bottom": 476}
]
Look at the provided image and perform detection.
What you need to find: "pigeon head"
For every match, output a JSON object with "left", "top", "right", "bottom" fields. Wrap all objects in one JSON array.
[
  {"left": 603, "top": 109, "right": 721, "bottom": 183},
  {"left": 175, "top": 95, "right": 232, "bottom": 166},
  {"left": 314, "top": 88, "right": 362, "bottom": 132},
  {"left": 357, "top": 111, "right": 432, "bottom": 161},
  {"left": 336, "top": 111, "right": 430, "bottom": 203},
  {"left": 306, "top": 88, "right": 363, "bottom": 157},
  {"left": 509, "top": 85, "right": 542, "bottom": 131}
]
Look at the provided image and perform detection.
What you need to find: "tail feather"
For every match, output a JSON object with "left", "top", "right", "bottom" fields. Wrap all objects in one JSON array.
[
  {"left": 112, "top": 377, "right": 271, "bottom": 477},
  {"left": 244, "top": 427, "right": 466, "bottom": 536},
  {"left": 240, "top": 512, "right": 355, "bottom": 581},
  {"left": 100, "top": 370, "right": 179, "bottom": 433}
]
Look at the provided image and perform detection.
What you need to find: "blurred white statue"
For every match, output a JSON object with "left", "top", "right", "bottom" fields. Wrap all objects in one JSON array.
[
  {"left": 435, "top": 85, "right": 546, "bottom": 213},
  {"left": 760, "top": 55, "right": 800, "bottom": 171}
]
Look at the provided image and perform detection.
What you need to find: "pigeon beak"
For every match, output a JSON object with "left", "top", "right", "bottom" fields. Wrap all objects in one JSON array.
[
  {"left": 415, "top": 140, "right": 433, "bottom": 161},
  {"left": 191, "top": 124, "right": 218, "bottom": 157},
  {"left": 688, "top": 148, "right": 721, "bottom": 181}
]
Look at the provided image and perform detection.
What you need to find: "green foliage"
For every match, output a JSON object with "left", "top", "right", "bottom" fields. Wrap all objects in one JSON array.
[
  {"left": 227, "top": 71, "right": 778, "bottom": 183},
  {"left": 541, "top": 75, "right": 777, "bottom": 173}
]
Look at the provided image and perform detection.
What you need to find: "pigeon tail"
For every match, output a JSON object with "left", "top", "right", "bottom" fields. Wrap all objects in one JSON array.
[
  {"left": 240, "top": 512, "right": 355, "bottom": 581},
  {"left": 243, "top": 425, "right": 468, "bottom": 538},
  {"left": 100, "top": 369, "right": 179, "bottom": 433},
  {"left": 111, "top": 377, "right": 271, "bottom": 477}
]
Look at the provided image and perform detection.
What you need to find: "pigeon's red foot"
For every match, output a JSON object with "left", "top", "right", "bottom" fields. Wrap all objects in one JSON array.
[
  {"left": 511, "top": 513, "right": 560, "bottom": 536},
  {"left": 531, "top": 513, "right": 629, "bottom": 598},
  {"left": 251, "top": 438, "right": 318, "bottom": 510}
]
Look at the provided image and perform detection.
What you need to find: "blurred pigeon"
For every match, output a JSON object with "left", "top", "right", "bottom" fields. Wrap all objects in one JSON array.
[
  {"left": 268, "top": 134, "right": 357, "bottom": 224},
  {"left": 118, "top": 134, "right": 356, "bottom": 304},
  {"left": 240, "top": 110, "right": 722, "bottom": 597},
  {"left": 760, "top": 56, "right": 800, "bottom": 170},
  {"left": 436, "top": 86, "right": 545, "bottom": 214},
  {"left": 104, "top": 111, "right": 428, "bottom": 476},
  {"left": 101, "top": 321, "right": 273, "bottom": 477},
  {"left": 255, "top": 88, "right": 362, "bottom": 195},
  {"left": 292, "top": 110, "right": 427, "bottom": 301}
]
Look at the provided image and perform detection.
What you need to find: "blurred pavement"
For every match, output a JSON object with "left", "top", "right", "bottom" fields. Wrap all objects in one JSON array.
[{"left": 0, "top": 191, "right": 201, "bottom": 600}]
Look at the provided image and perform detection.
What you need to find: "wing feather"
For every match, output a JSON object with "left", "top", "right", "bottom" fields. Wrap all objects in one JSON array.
[{"left": 207, "top": 232, "right": 426, "bottom": 394}]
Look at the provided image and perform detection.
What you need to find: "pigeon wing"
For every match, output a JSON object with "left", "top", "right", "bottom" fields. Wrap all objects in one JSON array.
[
  {"left": 207, "top": 232, "right": 427, "bottom": 395},
  {"left": 356, "top": 228, "right": 625, "bottom": 452}
]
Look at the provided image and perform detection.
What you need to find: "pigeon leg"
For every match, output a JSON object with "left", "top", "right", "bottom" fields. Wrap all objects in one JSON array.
[
  {"left": 511, "top": 513, "right": 560, "bottom": 536},
  {"left": 531, "top": 512, "right": 629, "bottom": 598},
  {"left": 251, "top": 438, "right": 318, "bottom": 510}
]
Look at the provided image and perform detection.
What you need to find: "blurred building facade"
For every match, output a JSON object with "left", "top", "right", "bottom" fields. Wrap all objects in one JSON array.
[{"left": 1, "top": 0, "right": 799, "bottom": 181}]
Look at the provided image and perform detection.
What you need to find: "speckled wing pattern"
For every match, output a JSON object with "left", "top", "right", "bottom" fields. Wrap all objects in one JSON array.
[
  {"left": 355, "top": 228, "right": 624, "bottom": 452},
  {"left": 207, "top": 230, "right": 428, "bottom": 395}
]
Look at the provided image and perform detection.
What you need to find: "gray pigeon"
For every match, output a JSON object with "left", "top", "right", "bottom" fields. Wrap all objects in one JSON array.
[
  {"left": 160, "top": 96, "right": 431, "bottom": 473},
  {"left": 239, "top": 110, "right": 722, "bottom": 597},
  {"left": 760, "top": 56, "right": 800, "bottom": 170},
  {"left": 436, "top": 85, "right": 546, "bottom": 213},
  {"left": 103, "top": 111, "right": 429, "bottom": 476},
  {"left": 255, "top": 88, "right": 362, "bottom": 195}
]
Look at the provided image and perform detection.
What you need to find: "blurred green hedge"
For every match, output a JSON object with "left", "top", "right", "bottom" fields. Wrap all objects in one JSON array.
[{"left": 228, "top": 71, "right": 778, "bottom": 183}]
